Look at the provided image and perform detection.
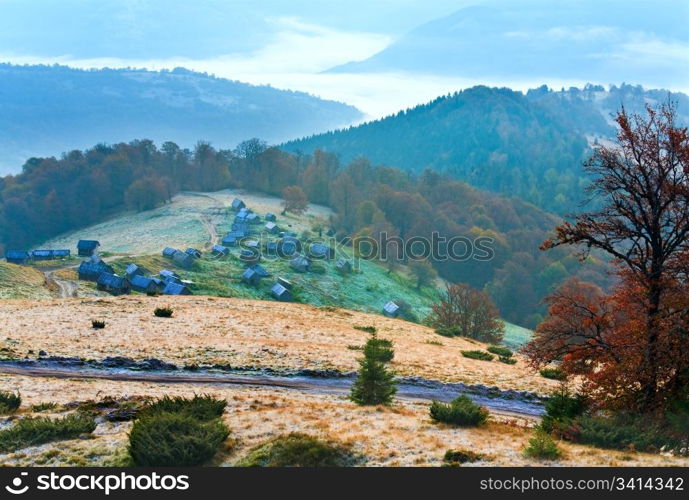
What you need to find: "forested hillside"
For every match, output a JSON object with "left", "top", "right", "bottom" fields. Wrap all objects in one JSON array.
[
  {"left": 0, "top": 64, "right": 362, "bottom": 174},
  {"left": 283, "top": 85, "right": 689, "bottom": 215},
  {"left": 0, "top": 140, "right": 610, "bottom": 327}
]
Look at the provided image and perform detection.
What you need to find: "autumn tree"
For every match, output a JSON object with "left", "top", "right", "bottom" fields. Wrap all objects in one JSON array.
[
  {"left": 533, "top": 104, "right": 689, "bottom": 411},
  {"left": 408, "top": 259, "right": 437, "bottom": 289},
  {"left": 429, "top": 283, "right": 504, "bottom": 344},
  {"left": 281, "top": 185, "right": 309, "bottom": 216}
]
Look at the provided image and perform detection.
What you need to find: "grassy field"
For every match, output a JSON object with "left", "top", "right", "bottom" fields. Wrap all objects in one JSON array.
[
  {"left": 32, "top": 188, "right": 531, "bottom": 345},
  {"left": 0, "top": 295, "right": 547, "bottom": 391},
  {"left": 0, "top": 262, "right": 51, "bottom": 299},
  {"left": 1, "top": 374, "right": 687, "bottom": 467}
]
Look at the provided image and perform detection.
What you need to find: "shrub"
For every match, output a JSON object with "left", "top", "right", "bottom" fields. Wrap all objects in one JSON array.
[
  {"left": 353, "top": 325, "right": 377, "bottom": 334},
  {"left": 0, "top": 391, "right": 21, "bottom": 414},
  {"left": 540, "top": 367, "right": 566, "bottom": 380},
  {"left": 153, "top": 306, "right": 174, "bottom": 318},
  {"left": 498, "top": 356, "right": 517, "bottom": 365},
  {"left": 31, "top": 402, "right": 58, "bottom": 413},
  {"left": 442, "top": 448, "right": 485, "bottom": 466},
  {"left": 435, "top": 326, "right": 461, "bottom": 338},
  {"left": 575, "top": 415, "right": 677, "bottom": 453},
  {"left": 139, "top": 395, "right": 226, "bottom": 421},
  {"left": 91, "top": 320, "right": 106, "bottom": 329},
  {"left": 350, "top": 334, "right": 397, "bottom": 405},
  {"left": 487, "top": 346, "right": 512, "bottom": 357},
  {"left": 129, "top": 412, "right": 229, "bottom": 466},
  {"left": 461, "top": 350, "right": 494, "bottom": 362},
  {"left": 0, "top": 414, "right": 96, "bottom": 452},
  {"left": 429, "top": 395, "right": 488, "bottom": 427},
  {"left": 235, "top": 433, "right": 358, "bottom": 467},
  {"left": 523, "top": 431, "right": 562, "bottom": 460},
  {"left": 540, "top": 389, "right": 586, "bottom": 435}
]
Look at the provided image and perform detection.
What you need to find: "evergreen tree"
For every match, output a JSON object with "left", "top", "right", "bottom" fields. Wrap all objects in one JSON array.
[{"left": 350, "top": 334, "right": 397, "bottom": 406}]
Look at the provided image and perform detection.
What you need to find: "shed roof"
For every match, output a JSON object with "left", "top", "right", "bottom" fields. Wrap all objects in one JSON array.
[
  {"left": 163, "top": 282, "right": 191, "bottom": 295},
  {"left": 77, "top": 240, "right": 100, "bottom": 250},
  {"left": 97, "top": 273, "right": 128, "bottom": 289}
]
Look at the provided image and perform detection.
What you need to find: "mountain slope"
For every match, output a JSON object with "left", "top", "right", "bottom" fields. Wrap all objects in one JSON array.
[
  {"left": 283, "top": 84, "right": 689, "bottom": 215},
  {"left": 328, "top": 0, "right": 689, "bottom": 89},
  {"left": 0, "top": 64, "right": 362, "bottom": 174}
]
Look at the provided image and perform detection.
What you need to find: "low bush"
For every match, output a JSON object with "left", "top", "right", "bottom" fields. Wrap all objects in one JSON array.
[
  {"left": 0, "top": 391, "right": 21, "bottom": 414},
  {"left": 129, "top": 412, "right": 229, "bottom": 466},
  {"left": 540, "top": 389, "right": 586, "bottom": 436},
  {"left": 435, "top": 326, "right": 461, "bottom": 338},
  {"left": 442, "top": 448, "right": 486, "bottom": 466},
  {"left": 540, "top": 368, "right": 566, "bottom": 381},
  {"left": 429, "top": 395, "right": 489, "bottom": 427},
  {"left": 0, "top": 414, "right": 96, "bottom": 452},
  {"left": 487, "top": 346, "right": 513, "bottom": 357},
  {"left": 91, "top": 320, "right": 106, "bottom": 329},
  {"left": 31, "top": 402, "right": 58, "bottom": 413},
  {"left": 139, "top": 395, "right": 226, "bottom": 421},
  {"left": 575, "top": 415, "right": 678, "bottom": 453},
  {"left": 353, "top": 325, "right": 377, "bottom": 334},
  {"left": 235, "top": 433, "right": 358, "bottom": 467},
  {"left": 153, "top": 306, "right": 174, "bottom": 318},
  {"left": 523, "top": 431, "right": 562, "bottom": 460},
  {"left": 498, "top": 356, "right": 517, "bottom": 365},
  {"left": 461, "top": 350, "right": 494, "bottom": 362}
]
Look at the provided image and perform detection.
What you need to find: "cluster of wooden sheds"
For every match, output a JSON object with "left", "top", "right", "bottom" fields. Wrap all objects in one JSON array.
[{"left": 4, "top": 197, "right": 406, "bottom": 317}]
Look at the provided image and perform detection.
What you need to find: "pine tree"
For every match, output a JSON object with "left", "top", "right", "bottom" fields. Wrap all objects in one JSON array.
[{"left": 350, "top": 334, "right": 397, "bottom": 405}]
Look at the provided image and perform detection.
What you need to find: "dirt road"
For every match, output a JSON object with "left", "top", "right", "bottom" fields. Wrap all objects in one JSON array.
[{"left": 0, "top": 362, "right": 544, "bottom": 419}]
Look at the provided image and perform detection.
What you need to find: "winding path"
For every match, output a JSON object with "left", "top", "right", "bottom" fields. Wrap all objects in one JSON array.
[{"left": 0, "top": 363, "right": 544, "bottom": 419}]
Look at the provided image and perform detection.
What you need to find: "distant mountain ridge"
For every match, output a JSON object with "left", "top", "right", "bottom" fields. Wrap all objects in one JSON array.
[
  {"left": 283, "top": 84, "right": 689, "bottom": 215},
  {"left": 327, "top": 0, "right": 689, "bottom": 89},
  {"left": 0, "top": 64, "right": 362, "bottom": 174}
]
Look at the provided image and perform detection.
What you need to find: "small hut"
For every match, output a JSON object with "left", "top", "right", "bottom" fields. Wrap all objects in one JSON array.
[
  {"left": 277, "top": 277, "right": 293, "bottom": 289},
  {"left": 5, "top": 250, "right": 30, "bottom": 265},
  {"left": 264, "top": 222, "right": 279, "bottom": 234},
  {"left": 383, "top": 301, "right": 400, "bottom": 318},
  {"left": 239, "top": 249, "right": 260, "bottom": 264},
  {"left": 78, "top": 260, "right": 114, "bottom": 281},
  {"left": 265, "top": 213, "right": 276, "bottom": 222},
  {"left": 250, "top": 264, "right": 271, "bottom": 278},
  {"left": 130, "top": 275, "right": 160, "bottom": 294},
  {"left": 185, "top": 248, "right": 202, "bottom": 259},
  {"left": 212, "top": 245, "right": 229, "bottom": 256},
  {"left": 335, "top": 259, "right": 353, "bottom": 274},
  {"left": 290, "top": 255, "right": 310, "bottom": 273},
  {"left": 96, "top": 273, "right": 131, "bottom": 295},
  {"left": 271, "top": 283, "right": 292, "bottom": 302},
  {"left": 231, "top": 198, "right": 246, "bottom": 211},
  {"left": 241, "top": 267, "right": 261, "bottom": 286},
  {"left": 160, "top": 269, "right": 182, "bottom": 284},
  {"left": 77, "top": 240, "right": 100, "bottom": 257},
  {"left": 163, "top": 282, "right": 192, "bottom": 295},
  {"left": 172, "top": 250, "right": 194, "bottom": 268},
  {"left": 125, "top": 263, "right": 147, "bottom": 280},
  {"left": 308, "top": 242, "right": 335, "bottom": 260}
]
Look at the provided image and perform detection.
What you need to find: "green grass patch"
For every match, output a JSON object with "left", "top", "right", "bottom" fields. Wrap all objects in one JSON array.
[
  {"left": 235, "top": 433, "right": 359, "bottom": 467},
  {"left": 0, "top": 414, "right": 96, "bottom": 452}
]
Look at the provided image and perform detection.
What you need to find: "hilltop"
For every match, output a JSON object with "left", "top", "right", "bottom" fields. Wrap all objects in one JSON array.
[
  {"left": 283, "top": 84, "right": 689, "bottom": 215},
  {"left": 0, "top": 64, "right": 362, "bottom": 174}
]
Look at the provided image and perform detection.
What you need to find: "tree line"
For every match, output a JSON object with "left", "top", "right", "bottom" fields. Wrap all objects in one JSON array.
[{"left": 0, "top": 137, "right": 610, "bottom": 327}]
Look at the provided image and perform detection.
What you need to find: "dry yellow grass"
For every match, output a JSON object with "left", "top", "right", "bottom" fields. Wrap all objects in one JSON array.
[
  {"left": 0, "top": 295, "right": 553, "bottom": 393},
  {"left": 1, "top": 374, "right": 686, "bottom": 467}
]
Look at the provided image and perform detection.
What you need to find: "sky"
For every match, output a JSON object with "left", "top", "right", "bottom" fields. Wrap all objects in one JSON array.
[{"left": 0, "top": 0, "right": 687, "bottom": 119}]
